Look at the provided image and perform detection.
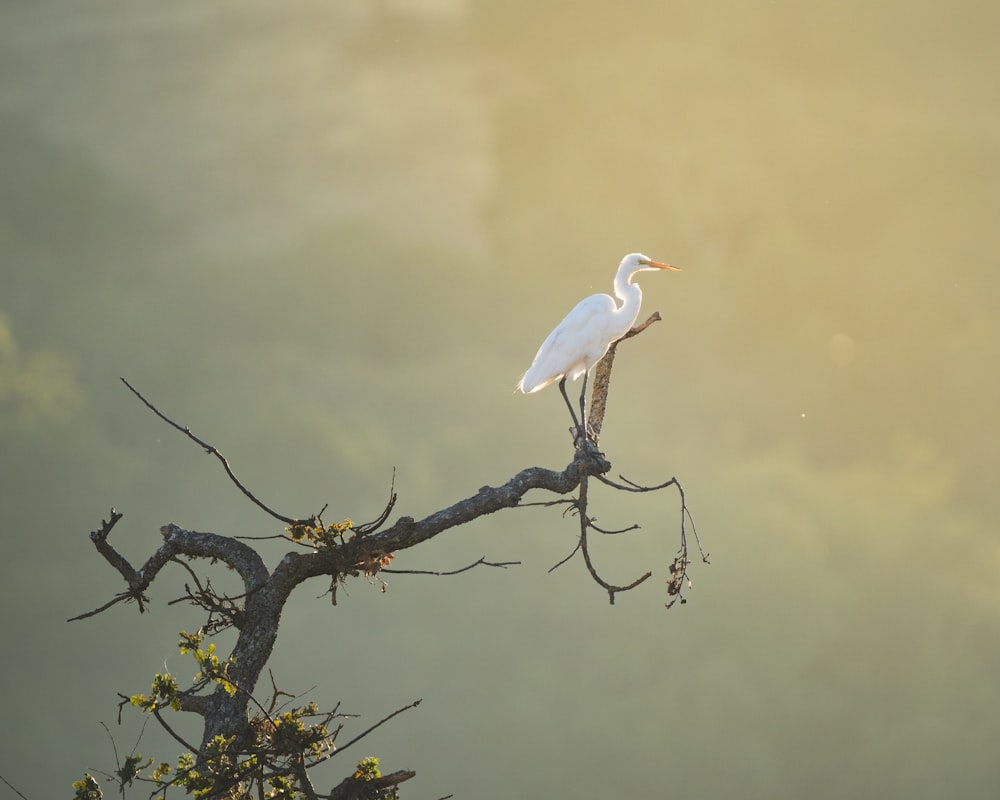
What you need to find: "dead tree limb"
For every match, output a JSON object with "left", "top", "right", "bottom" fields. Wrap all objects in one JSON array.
[{"left": 589, "top": 311, "right": 661, "bottom": 441}]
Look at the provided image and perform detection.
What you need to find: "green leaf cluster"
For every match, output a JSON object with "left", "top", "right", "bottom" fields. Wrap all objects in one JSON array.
[
  {"left": 353, "top": 756, "right": 381, "bottom": 781},
  {"left": 180, "top": 628, "right": 238, "bottom": 696},
  {"left": 84, "top": 618, "right": 400, "bottom": 797},
  {"left": 71, "top": 773, "right": 102, "bottom": 800},
  {"left": 269, "top": 701, "right": 332, "bottom": 758},
  {"left": 286, "top": 517, "right": 353, "bottom": 548},
  {"left": 129, "top": 672, "right": 180, "bottom": 712},
  {"left": 146, "top": 743, "right": 257, "bottom": 798},
  {"left": 116, "top": 754, "right": 153, "bottom": 788}
]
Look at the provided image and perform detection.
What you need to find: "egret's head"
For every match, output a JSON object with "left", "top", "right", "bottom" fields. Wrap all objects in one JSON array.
[{"left": 622, "top": 252, "right": 682, "bottom": 273}]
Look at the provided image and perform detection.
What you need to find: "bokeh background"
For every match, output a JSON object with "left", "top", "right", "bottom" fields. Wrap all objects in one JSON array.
[{"left": 2, "top": 1, "right": 999, "bottom": 798}]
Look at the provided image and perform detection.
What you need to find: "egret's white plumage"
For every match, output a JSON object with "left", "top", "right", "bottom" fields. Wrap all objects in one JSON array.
[{"left": 517, "top": 252, "right": 680, "bottom": 438}]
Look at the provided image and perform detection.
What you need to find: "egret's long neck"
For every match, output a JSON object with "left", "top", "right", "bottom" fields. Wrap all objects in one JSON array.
[{"left": 612, "top": 268, "right": 644, "bottom": 334}]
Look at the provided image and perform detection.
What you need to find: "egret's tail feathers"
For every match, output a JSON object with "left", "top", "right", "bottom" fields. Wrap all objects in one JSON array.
[{"left": 517, "top": 373, "right": 559, "bottom": 394}]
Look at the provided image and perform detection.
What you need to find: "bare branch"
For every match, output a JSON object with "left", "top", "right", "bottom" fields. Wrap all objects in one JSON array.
[
  {"left": 623, "top": 311, "right": 664, "bottom": 339},
  {"left": 602, "top": 474, "right": 709, "bottom": 563},
  {"left": 331, "top": 699, "right": 422, "bottom": 756},
  {"left": 512, "top": 498, "right": 576, "bottom": 510},
  {"left": 71, "top": 521, "right": 270, "bottom": 623},
  {"left": 366, "top": 450, "right": 610, "bottom": 555},
  {"left": 384, "top": 556, "right": 521, "bottom": 576},
  {"left": 589, "top": 311, "right": 662, "bottom": 442},
  {"left": 0, "top": 773, "right": 30, "bottom": 800},
  {"left": 67, "top": 591, "right": 141, "bottom": 622},
  {"left": 575, "top": 474, "right": 652, "bottom": 604},
  {"left": 589, "top": 520, "right": 641, "bottom": 535},
  {"left": 595, "top": 473, "right": 709, "bottom": 606},
  {"left": 120, "top": 376, "right": 298, "bottom": 525},
  {"left": 547, "top": 539, "right": 582, "bottom": 573},
  {"left": 265, "top": 669, "right": 297, "bottom": 715},
  {"left": 353, "top": 468, "right": 398, "bottom": 536},
  {"left": 597, "top": 473, "right": 679, "bottom": 492},
  {"left": 153, "top": 707, "right": 200, "bottom": 753},
  {"left": 92, "top": 508, "right": 124, "bottom": 539}
]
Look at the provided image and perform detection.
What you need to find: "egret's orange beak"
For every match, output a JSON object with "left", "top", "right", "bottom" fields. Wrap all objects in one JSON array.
[{"left": 641, "top": 258, "right": 682, "bottom": 271}]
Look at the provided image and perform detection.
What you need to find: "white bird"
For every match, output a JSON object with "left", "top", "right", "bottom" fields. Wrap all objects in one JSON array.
[{"left": 518, "top": 252, "right": 681, "bottom": 440}]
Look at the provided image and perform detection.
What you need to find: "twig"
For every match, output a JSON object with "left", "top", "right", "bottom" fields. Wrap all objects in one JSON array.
[
  {"left": 266, "top": 669, "right": 298, "bottom": 715},
  {"left": 120, "top": 377, "right": 297, "bottom": 525},
  {"left": 384, "top": 556, "right": 521, "bottom": 576},
  {"left": 68, "top": 509, "right": 156, "bottom": 620},
  {"left": 353, "top": 468, "right": 398, "bottom": 536},
  {"left": 98, "top": 721, "right": 120, "bottom": 781},
  {"left": 112, "top": 692, "right": 199, "bottom": 753},
  {"left": 547, "top": 540, "right": 581, "bottom": 573},
  {"left": 589, "top": 520, "right": 641, "bottom": 535},
  {"left": 598, "top": 473, "right": 678, "bottom": 492},
  {"left": 331, "top": 699, "right": 422, "bottom": 755},
  {"left": 607, "top": 474, "right": 710, "bottom": 564},
  {"left": 0, "top": 773, "right": 29, "bottom": 800},
  {"left": 513, "top": 498, "right": 576, "bottom": 509},
  {"left": 67, "top": 591, "right": 139, "bottom": 622},
  {"left": 576, "top": 474, "right": 652, "bottom": 604},
  {"left": 596, "top": 473, "right": 709, "bottom": 606}
]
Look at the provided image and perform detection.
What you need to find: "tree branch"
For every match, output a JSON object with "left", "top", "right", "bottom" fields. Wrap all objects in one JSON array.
[
  {"left": 0, "top": 772, "right": 30, "bottom": 800},
  {"left": 367, "top": 451, "right": 610, "bottom": 555},
  {"left": 329, "top": 769, "right": 417, "bottom": 800},
  {"left": 589, "top": 311, "right": 661, "bottom": 442},
  {"left": 120, "top": 376, "right": 299, "bottom": 525},
  {"left": 332, "top": 699, "right": 422, "bottom": 755},
  {"left": 575, "top": 473, "right": 652, "bottom": 604},
  {"left": 384, "top": 556, "right": 521, "bottom": 576}
]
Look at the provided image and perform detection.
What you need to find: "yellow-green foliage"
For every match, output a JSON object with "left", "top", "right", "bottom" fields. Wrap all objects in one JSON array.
[
  {"left": 71, "top": 774, "right": 102, "bottom": 800},
  {"left": 286, "top": 517, "right": 353, "bottom": 548},
  {"left": 82, "top": 628, "right": 358, "bottom": 798},
  {"left": 353, "top": 756, "right": 381, "bottom": 781}
]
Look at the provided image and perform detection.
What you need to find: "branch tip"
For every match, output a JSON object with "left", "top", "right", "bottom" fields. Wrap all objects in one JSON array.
[{"left": 119, "top": 377, "right": 298, "bottom": 525}]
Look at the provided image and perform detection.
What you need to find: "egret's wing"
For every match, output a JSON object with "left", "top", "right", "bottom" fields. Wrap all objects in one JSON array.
[{"left": 519, "top": 294, "right": 617, "bottom": 392}]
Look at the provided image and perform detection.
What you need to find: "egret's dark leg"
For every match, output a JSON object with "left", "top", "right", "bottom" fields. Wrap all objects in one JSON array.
[
  {"left": 558, "top": 377, "right": 583, "bottom": 439},
  {"left": 579, "top": 369, "right": 589, "bottom": 439}
]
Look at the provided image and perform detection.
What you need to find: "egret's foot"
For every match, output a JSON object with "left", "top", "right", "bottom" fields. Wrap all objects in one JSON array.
[
  {"left": 571, "top": 431, "right": 608, "bottom": 471},
  {"left": 569, "top": 424, "right": 601, "bottom": 453}
]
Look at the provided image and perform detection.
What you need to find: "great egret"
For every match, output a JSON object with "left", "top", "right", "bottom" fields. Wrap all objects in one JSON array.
[{"left": 517, "top": 252, "right": 681, "bottom": 440}]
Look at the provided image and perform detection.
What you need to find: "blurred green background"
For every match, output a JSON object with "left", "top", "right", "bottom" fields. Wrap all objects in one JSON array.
[{"left": 2, "top": 1, "right": 998, "bottom": 798}]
